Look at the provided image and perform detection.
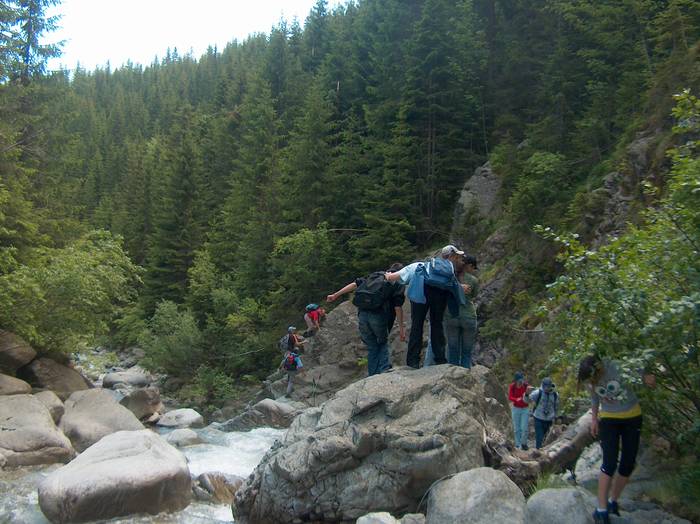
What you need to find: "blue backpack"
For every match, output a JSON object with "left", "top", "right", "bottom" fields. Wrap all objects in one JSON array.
[{"left": 422, "top": 258, "right": 456, "bottom": 290}]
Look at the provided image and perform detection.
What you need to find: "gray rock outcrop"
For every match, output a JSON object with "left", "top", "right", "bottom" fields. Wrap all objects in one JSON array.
[
  {"left": 0, "top": 330, "right": 36, "bottom": 374},
  {"left": 0, "top": 394, "right": 74, "bottom": 467},
  {"left": 17, "top": 357, "right": 91, "bottom": 400},
  {"left": 233, "top": 365, "right": 510, "bottom": 523},
  {"left": 0, "top": 373, "right": 31, "bottom": 395},
  {"left": 156, "top": 408, "right": 204, "bottom": 429},
  {"left": 426, "top": 468, "right": 525, "bottom": 524},
  {"left": 60, "top": 389, "right": 144, "bottom": 452},
  {"left": 451, "top": 161, "right": 503, "bottom": 240},
  {"left": 34, "top": 390, "right": 65, "bottom": 424},
  {"left": 38, "top": 430, "right": 191, "bottom": 523}
]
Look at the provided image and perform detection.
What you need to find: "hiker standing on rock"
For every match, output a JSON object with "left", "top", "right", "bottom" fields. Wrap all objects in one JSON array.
[
  {"left": 326, "top": 264, "right": 405, "bottom": 376},
  {"left": 578, "top": 354, "right": 655, "bottom": 524},
  {"left": 445, "top": 254, "right": 479, "bottom": 369},
  {"left": 280, "top": 346, "right": 304, "bottom": 396},
  {"left": 385, "top": 245, "right": 468, "bottom": 368},
  {"left": 529, "top": 377, "right": 558, "bottom": 448},
  {"left": 508, "top": 371, "right": 532, "bottom": 450}
]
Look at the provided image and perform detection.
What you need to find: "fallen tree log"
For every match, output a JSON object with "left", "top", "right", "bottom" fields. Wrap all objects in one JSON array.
[{"left": 484, "top": 411, "right": 595, "bottom": 485}]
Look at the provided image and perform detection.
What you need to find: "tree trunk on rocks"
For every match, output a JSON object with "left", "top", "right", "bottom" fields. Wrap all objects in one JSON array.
[{"left": 486, "top": 411, "right": 595, "bottom": 485}]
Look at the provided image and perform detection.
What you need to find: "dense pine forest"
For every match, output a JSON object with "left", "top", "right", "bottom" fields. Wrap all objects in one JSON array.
[{"left": 1, "top": 0, "right": 699, "bottom": 464}]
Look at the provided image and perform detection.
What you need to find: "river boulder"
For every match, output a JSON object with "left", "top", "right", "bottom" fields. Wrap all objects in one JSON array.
[
  {"left": 0, "top": 330, "right": 36, "bottom": 374},
  {"left": 220, "top": 398, "right": 302, "bottom": 431},
  {"left": 0, "top": 373, "right": 31, "bottom": 395},
  {"left": 156, "top": 408, "right": 204, "bottom": 428},
  {"left": 165, "top": 428, "right": 202, "bottom": 447},
  {"left": 34, "top": 390, "right": 65, "bottom": 424},
  {"left": 0, "top": 394, "right": 74, "bottom": 467},
  {"left": 119, "top": 386, "right": 163, "bottom": 420},
  {"left": 17, "top": 357, "right": 91, "bottom": 400},
  {"left": 102, "top": 368, "right": 152, "bottom": 389},
  {"left": 60, "top": 389, "right": 144, "bottom": 452},
  {"left": 233, "top": 365, "right": 510, "bottom": 523},
  {"left": 526, "top": 488, "right": 594, "bottom": 524},
  {"left": 38, "top": 430, "right": 191, "bottom": 523}
]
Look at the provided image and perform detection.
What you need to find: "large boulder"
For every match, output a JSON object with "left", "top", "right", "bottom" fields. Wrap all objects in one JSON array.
[
  {"left": 102, "top": 368, "right": 152, "bottom": 389},
  {"left": 0, "top": 330, "right": 36, "bottom": 374},
  {"left": 233, "top": 365, "right": 510, "bottom": 523},
  {"left": 38, "top": 430, "right": 191, "bottom": 523},
  {"left": 426, "top": 468, "right": 525, "bottom": 524},
  {"left": 526, "top": 488, "right": 594, "bottom": 524},
  {"left": 0, "top": 373, "right": 31, "bottom": 395},
  {"left": 0, "top": 394, "right": 74, "bottom": 467},
  {"left": 34, "top": 390, "right": 65, "bottom": 424},
  {"left": 119, "top": 386, "right": 163, "bottom": 420},
  {"left": 357, "top": 513, "right": 426, "bottom": 524},
  {"left": 17, "top": 357, "right": 91, "bottom": 400},
  {"left": 156, "top": 408, "right": 204, "bottom": 429},
  {"left": 60, "top": 389, "right": 144, "bottom": 452},
  {"left": 165, "top": 428, "right": 203, "bottom": 448},
  {"left": 220, "top": 398, "right": 302, "bottom": 431}
]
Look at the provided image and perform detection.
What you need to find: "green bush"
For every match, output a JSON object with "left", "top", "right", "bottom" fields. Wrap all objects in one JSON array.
[
  {"left": 0, "top": 230, "right": 141, "bottom": 356},
  {"left": 139, "top": 301, "right": 204, "bottom": 377}
]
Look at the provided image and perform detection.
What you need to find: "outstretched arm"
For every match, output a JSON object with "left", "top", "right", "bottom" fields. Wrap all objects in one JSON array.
[
  {"left": 327, "top": 282, "right": 357, "bottom": 302},
  {"left": 385, "top": 271, "right": 401, "bottom": 282}
]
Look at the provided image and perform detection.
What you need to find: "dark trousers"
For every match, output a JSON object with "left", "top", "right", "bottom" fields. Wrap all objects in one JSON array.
[
  {"left": 599, "top": 416, "right": 642, "bottom": 477},
  {"left": 406, "top": 285, "right": 450, "bottom": 368},
  {"left": 534, "top": 417, "right": 553, "bottom": 449}
]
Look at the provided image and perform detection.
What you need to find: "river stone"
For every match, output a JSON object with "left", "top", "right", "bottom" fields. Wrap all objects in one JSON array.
[
  {"left": 156, "top": 408, "right": 204, "bottom": 428},
  {"left": 220, "top": 398, "right": 301, "bottom": 431},
  {"left": 526, "top": 488, "right": 594, "bottom": 524},
  {"left": 17, "top": 357, "right": 91, "bottom": 400},
  {"left": 0, "top": 330, "right": 36, "bottom": 374},
  {"left": 0, "top": 394, "right": 75, "bottom": 467},
  {"left": 357, "top": 513, "right": 400, "bottom": 524},
  {"left": 426, "top": 468, "right": 525, "bottom": 524},
  {"left": 165, "top": 428, "right": 202, "bottom": 447},
  {"left": 119, "top": 386, "right": 163, "bottom": 420},
  {"left": 0, "top": 373, "right": 31, "bottom": 395},
  {"left": 60, "top": 389, "right": 144, "bottom": 452},
  {"left": 103, "top": 368, "right": 152, "bottom": 389},
  {"left": 195, "top": 472, "right": 244, "bottom": 504},
  {"left": 34, "top": 390, "right": 64, "bottom": 424},
  {"left": 38, "top": 430, "right": 191, "bottom": 523},
  {"left": 234, "top": 365, "right": 510, "bottom": 523}
]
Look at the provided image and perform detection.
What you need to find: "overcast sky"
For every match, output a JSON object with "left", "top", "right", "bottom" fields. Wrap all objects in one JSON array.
[{"left": 48, "top": 0, "right": 341, "bottom": 71}]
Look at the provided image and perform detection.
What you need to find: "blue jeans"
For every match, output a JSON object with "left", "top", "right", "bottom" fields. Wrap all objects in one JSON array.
[
  {"left": 358, "top": 310, "right": 390, "bottom": 376},
  {"left": 534, "top": 417, "right": 553, "bottom": 448},
  {"left": 445, "top": 317, "right": 477, "bottom": 368},
  {"left": 511, "top": 406, "right": 529, "bottom": 448}
]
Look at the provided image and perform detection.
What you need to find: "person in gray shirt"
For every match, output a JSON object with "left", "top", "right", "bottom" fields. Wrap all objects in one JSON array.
[{"left": 529, "top": 377, "right": 558, "bottom": 448}]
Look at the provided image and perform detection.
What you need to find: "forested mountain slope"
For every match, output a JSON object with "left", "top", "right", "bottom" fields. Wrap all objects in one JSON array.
[{"left": 0, "top": 1, "right": 698, "bottom": 465}]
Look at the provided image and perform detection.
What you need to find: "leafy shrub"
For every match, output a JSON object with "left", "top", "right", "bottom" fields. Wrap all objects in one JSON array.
[
  {"left": 139, "top": 300, "right": 204, "bottom": 377},
  {"left": 0, "top": 230, "right": 141, "bottom": 356}
]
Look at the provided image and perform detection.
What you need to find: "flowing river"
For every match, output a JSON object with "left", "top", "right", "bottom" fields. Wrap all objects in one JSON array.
[{"left": 0, "top": 426, "right": 285, "bottom": 524}]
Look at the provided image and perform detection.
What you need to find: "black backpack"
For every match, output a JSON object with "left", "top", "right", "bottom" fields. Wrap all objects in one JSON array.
[
  {"left": 278, "top": 334, "right": 291, "bottom": 352},
  {"left": 352, "top": 272, "right": 389, "bottom": 311}
]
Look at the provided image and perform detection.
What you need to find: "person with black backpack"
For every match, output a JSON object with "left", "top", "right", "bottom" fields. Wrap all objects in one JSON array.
[
  {"left": 326, "top": 263, "right": 405, "bottom": 376},
  {"left": 279, "top": 348, "right": 303, "bottom": 396},
  {"left": 385, "top": 245, "right": 468, "bottom": 368},
  {"left": 528, "top": 377, "right": 559, "bottom": 448}
]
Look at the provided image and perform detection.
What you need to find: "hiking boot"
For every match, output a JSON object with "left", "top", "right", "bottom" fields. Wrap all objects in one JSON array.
[
  {"left": 593, "top": 510, "right": 610, "bottom": 524},
  {"left": 607, "top": 500, "right": 620, "bottom": 516},
  {"left": 521, "top": 444, "right": 529, "bottom": 451}
]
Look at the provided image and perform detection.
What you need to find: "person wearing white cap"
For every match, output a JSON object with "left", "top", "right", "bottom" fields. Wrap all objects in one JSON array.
[{"left": 386, "top": 245, "right": 468, "bottom": 368}]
